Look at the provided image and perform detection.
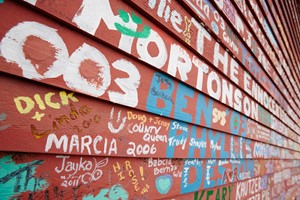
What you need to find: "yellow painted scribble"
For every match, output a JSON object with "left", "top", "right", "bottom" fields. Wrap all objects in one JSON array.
[
  {"left": 31, "top": 111, "right": 45, "bottom": 121},
  {"left": 59, "top": 91, "right": 79, "bottom": 105},
  {"left": 183, "top": 16, "right": 192, "bottom": 45},
  {"left": 45, "top": 92, "right": 60, "bottom": 109},
  {"left": 14, "top": 91, "right": 78, "bottom": 122},
  {"left": 139, "top": 166, "right": 145, "bottom": 181},
  {"left": 113, "top": 161, "right": 149, "bottom": 194},
  {"left": 14, "top": 96, "right": 35, "bottom": 114},
  {"left": 34, "top": 94, "right": 46, "bottom": 110}
]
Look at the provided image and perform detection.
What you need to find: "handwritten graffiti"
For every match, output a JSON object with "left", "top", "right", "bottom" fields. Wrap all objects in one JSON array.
[
  {"left": 127, "top": 142, "right": 157, "bottom": 157},
  {"left": 152, "top": 117, "right": 170, "bottom": 130},
  {"left": 148, "top": 158, "right": 180, "bottom": 177},
  {"left": 205, "top": 160, "right": 215, "bottom": 186},
  {"left": 14, "top": 91, "right": 78, "bottom": 121},
  {"left": 127, "top": 114, "right": 169, "bottom": 144},
  {"left": 222, "top": 166, "right": 239, "bottom": 184},
  {"left": 273, "top": 169, "right": 291, "bottom": 184},
  {"left": 0, "top": 155, "right": 48, "bottom": 199},
  {"left": 236, "top": 177, "right": 262, "bottom": 200},
  {"left": 212, "top": 108, "right": 227, "bottom": 126},
  {"left": 4, "top": 73, "right": 298, "bottom": 159},
  {"left": 108, "top": 108, "right": 126, "bottom": 134},
  {"left": 0, "top": 2, "right": 299, "bottom": 200},
  {"left": 230, "top": 137, "right": 241, "bottom": 159},
  {"left": 126, "top": 111, "right": 170, "bottom": 141},
  {"left": 253, "top": 142, "right": 268, "bottom": 158},
  {"left": 55, "top": 155, "right": 108, "bottom": 187},
  {"left": 254, "top": 160, "right": 261, "bottom": 176},
  {"left": 183, "top": 16, "right": 192, "bottom": 44},
  {"left": 115, "top": 10, "right": 150, "bottom": 38},
  {"left": 148, "top": 0, "right": 300, "bottom": 135},
  {"left": 112, "top": 160, "right": 149, "bottom": 194},
  {"left": 127, "top": 111, "right": 147, "bottom": 124},
  {"left": 264, "top": 160, "right": 273, "bottom": 174},
  {"left": 31, "top": 103, "right": 100, "bottom": 138},
  {"left": 181, "top": 159, "right": 204, "bottom": 193},
  {"left": 239, "top": 171, "right": 251, "bottom": 180},
  {"left": 83, "top": 184, "right": 128, "bottom": 200},
  {"left": 222, "top": 0, "right": 237, "bottom": 24},
  {"left": 167, "top": 121, "right": 189, "bottom": 157},
  {"left": 149, "top": 75, "right": 175, "bottom": 105},
  {"left": 0, "top": 151, "right": 298, "bottom": 199},
  {"left": 223, "top": 25, "right": 239, "bottom": 53},
  {"left": 1, "top": 21, "right": 141, "bottom": 108},
  {"left": 180, "top": 158, "right": 256, "bottom": 194},
  {"left": 2, "top": 0, "right": 300, "bottom": 141},
  {"left": 45, "top": 133, "right": 117, "bottom": 155},
  {"left": 128, "top": 123, "right": 161, "bottom": 135},
  {"left": 15, "top": 0, "right": 300, "bottom": 141},
  {"left": 148, "top": 0, "right": 184, "bottom": 34},
  {"left": 194, "top": 184, "right": 233, "bottom": 200}
]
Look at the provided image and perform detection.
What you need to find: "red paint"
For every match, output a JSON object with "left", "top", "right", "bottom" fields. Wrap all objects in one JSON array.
[
  {"left": 1, "top": 0, "right": 299, "bottom": 142},
  {"left": 0, "top": 152, "right": 299, "bottom": 199},
  {"left": 0, "top": 0, "right": 300, "bottom": 199},
  {"left": 249, "top": 0, "right": 300, "bottom": 95},
  {"left": 3, "top": 74, "right": 300, "bottom": 157},
  {"left": 236, "top": 0, "right": 300, "bottom": 105}
]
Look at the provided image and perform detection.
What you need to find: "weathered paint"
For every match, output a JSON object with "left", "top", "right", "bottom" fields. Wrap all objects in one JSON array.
[
  {"left": 2, "top": 2, "right": 300, "bottom": 148},
  {"left": 0, "top": 0, "right": 300, "bottom": 199},
  {"left": 1, "top": 0, "right": 299, "bottom": 145},
  {"left": 2, "top": 74, "right": 300, "bottom": 158},
  {"left": 248, "top": 0, "right": 300, "bottom": 100},
  {"left": 257, "top": 0, "right": 300, "bottom": 85},
  {"left": 233, "top": 0, "right": 300, "bottom": 105},
  {"left": 17, "top": 0, "right": 300, "bottom": 137},
  {"left": 129, "top": 0, "right": 300, "bottom": 138},
  {"left": 0, "top": 152, "right": 299, "bottom": 199}
]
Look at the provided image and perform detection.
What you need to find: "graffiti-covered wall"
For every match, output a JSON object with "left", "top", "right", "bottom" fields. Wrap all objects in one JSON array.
[{"left": 0, "top": 0, "right": 300, "bottom": 199}]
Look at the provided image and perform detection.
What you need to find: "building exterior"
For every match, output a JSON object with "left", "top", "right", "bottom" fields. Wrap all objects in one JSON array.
[{"left": 0, "top": 0, "right": 300, "bottom": 199}]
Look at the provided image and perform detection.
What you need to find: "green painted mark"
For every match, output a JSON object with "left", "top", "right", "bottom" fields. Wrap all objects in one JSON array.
[
  {"left": 115, "top": 10, "right": 151, "bottom": 38},
  {"left": 0, "top": 155, "right": 48, "bottom": 199},
  {"left": 83, "top": 184, "right": 128, "bottom": 200},
  {"left": 233, "top": 116, "right": 239, "bottom": 127},
  {"left": 0, "top": 0, "right": 3, "bottom": 3},
  {"left": 119, "top": 9, "right": 129, "bottom": 23},
  {"left": 258, "top": 105, "right": 271, "bottom": 126},
  {"left": 194, "top": 185, "right": 233, "bottom": 200},
  {"left": 131, "top": 12, "right": 142, "bottom": 24}
]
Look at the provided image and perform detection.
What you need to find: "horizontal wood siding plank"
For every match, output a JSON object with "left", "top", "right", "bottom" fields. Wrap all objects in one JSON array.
[{"left": 0, "top": 0, "right": 299, "bottom": 199}]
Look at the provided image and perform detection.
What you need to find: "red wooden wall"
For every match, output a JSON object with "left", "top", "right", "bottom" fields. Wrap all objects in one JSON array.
[{"left": 0, "top": 0, "right": 300, "bottom": 199}]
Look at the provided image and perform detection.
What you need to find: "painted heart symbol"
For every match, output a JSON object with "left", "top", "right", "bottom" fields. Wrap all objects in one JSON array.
[{"left": 156, "top": 174, "right": 173, "bottom": 194}]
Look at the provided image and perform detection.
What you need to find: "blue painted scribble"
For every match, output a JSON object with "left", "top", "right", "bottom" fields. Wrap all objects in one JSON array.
[
  {"left": 83, "top": 184, "right": 128, "bottom": 200},
  {"left": 156, "top": 174, "right": 173, "bottom": 194},
  {"left": 264, "top": 19, "right": 278, "bottom": 48},
  {"left": 0, "top": 112, "right": 11, "bottom": 131},
  {"left": 0, "top": 155, "right": 48, "bottom": 199}
]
